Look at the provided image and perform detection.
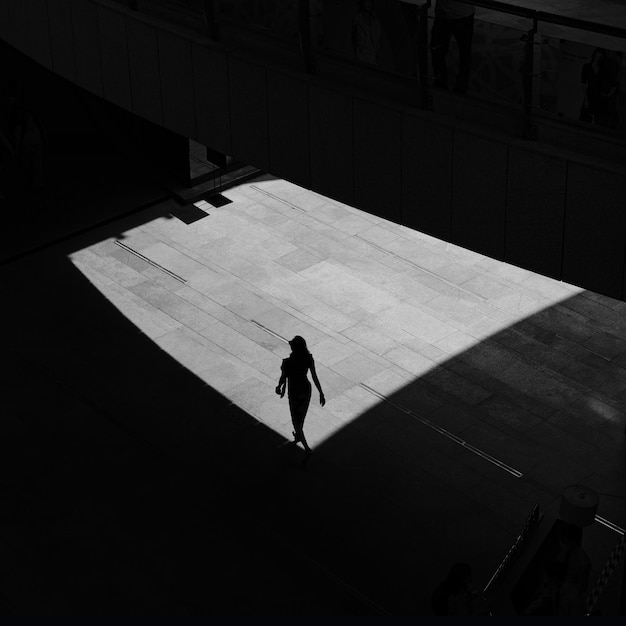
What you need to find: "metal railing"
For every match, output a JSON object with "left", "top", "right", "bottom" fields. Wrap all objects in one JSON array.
[
  {"left": 483, "top": 503, "right": 542, "bottom": 593},
  {"left": 453, "top": 1, "right": 626, "bottom": 138},
  {"left": 126, "top": 1, "right": 626, "bottom": 145}
]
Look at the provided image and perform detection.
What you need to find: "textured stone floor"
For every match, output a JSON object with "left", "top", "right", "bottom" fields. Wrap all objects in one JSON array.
[{"left": 2, "top": 172, "right": 624, "bottom": 615}]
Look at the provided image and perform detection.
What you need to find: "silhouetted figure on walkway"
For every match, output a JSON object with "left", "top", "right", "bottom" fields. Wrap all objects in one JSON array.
[
  {"left": 430, "top": 0, "right": 475, "bottom": 93},
  {"left": 431, "top": 562, "right": 490, "bottom": 615},
  {"left": 276, "top": 335, "right": 325, "bottom": 454}
]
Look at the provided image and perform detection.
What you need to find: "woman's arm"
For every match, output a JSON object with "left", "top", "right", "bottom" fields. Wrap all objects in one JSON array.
[
  {"left": 310, "top": 358, "right": 325, "bottom": 406},
  {"left": 276, "top": 362, "right": 287, "bottom": 397}
]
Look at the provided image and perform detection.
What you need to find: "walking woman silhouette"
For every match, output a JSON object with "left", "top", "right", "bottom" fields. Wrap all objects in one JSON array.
[{"left": 275, "top": 336, "right": 325, "bottom": 454}]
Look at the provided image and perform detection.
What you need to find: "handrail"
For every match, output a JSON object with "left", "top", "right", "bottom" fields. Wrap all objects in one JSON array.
[
  {"left": 483, "top": 504, "right": 542, "bottom": 593},
  {"left": 452, "top": 0, "right": 626, "bottom": 41},
  {"left": 585, "top": 533, "right": 626, "bottom": 616}
]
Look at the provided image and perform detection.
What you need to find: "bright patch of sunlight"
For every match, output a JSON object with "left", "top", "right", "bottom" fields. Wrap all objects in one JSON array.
[
  {"left": 68, "top": 178, "right": 587, "bottom": 452},
  {"left": 586, "top": 397, "right": 624, "bottom": 425}
]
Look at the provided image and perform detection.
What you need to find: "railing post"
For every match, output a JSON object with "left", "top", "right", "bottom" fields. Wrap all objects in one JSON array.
[
  {"left": 521, "top": 17, "right": 537, "bottom": 139},
  {"left": 417, "top": 1, "right": 432, "bottom": 110}
]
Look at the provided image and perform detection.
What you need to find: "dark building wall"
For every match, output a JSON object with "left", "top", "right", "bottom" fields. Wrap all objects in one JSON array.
[
  {"left": 228, "top": 57, "right": 270, "bottom": 171},
  {"left": 451, "top": 130, "right": 508, "bottom": 261},
  {"left": 506, "top": 147, "right": 567, "bottom": 281},
  {"left": 309, "top": 84, "right": 354, "bottom": 206},
  {"left": 267, "top": 69, "right": 311, "bottom": 188},
  {"left": 353, "top": 98, "right": 402, "bottom": 224},
  {"left": 2, "top": 0, "right": 625, "bottom": 302},
  {"left": 563, "top": 163, "right": 626, "bottom": 299},
  {"left": 401, "top": 116, "right": 453, "bottom": 242}
]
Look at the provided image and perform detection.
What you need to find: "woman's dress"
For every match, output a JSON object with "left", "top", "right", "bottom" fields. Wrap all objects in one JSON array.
[{"left": 282, "top": 354, "right": 312, "bottom": 425}]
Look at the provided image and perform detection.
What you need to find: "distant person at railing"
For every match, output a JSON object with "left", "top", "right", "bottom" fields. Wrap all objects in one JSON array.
[
  {"left": 579, "top": 48, "right": 606, "bottom": 124},
  {"left": 351, "top": 0, "right": 381, "bottom": 65},
  {"left": 430, "top": 0, "right": 475, "bottom": 94}
]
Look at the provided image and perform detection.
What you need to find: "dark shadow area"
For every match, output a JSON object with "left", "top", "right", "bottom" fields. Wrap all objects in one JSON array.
[
  {"left": 205, "top": 193, "right": 233, "bottom": 208},
  {"left": 0, "top": 41, "right": 172, "bottom": 264},
  {"left": 1, "top": 213, "right": 379, "bottom": 615},
  {"left": 168, "top": 202, "right": 210, "bottom": 225},
  {"left": 1, "top": 30, "right": 625, "bottom": 618},
  {"left": 3, "top": 193, "right": 625, "bottom": 614}
]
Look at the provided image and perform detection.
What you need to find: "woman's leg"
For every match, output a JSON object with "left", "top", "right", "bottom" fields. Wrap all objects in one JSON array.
[
  {"left": 289, "top": 388, "right": 312, "bottom": 452},
  {"left": 292, "top": 414, "right": 311, "bottom": 452}
]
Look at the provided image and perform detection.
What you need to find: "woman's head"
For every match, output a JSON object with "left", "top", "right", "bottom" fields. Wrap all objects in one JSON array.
[{"left": 289, "top": 335, "right": 308, "bottom": 355}]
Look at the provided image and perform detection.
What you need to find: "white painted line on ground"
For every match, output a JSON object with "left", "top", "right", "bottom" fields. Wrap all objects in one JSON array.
[
  {"left": 250, "top": 320, "right": 289, "bottom": 343},
  {"left": 354, "top": 235, "right": 489, "bottom": 302},
  {"left": 595, "top": 515, "right": 625, "bottom": 535},
  {"left": 250, "top": 185, "right": 307, "bottom": 212},
  {"left": 114, "top": 240, "right": 187, "bottom": 283}
]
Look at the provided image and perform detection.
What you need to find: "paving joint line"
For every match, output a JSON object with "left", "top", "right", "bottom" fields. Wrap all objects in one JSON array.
[
  {"left": 554, "top": 332, "right": 612, "bottom": 362},
  {"left": 246, "top": 187, "right": 593, "bottom": 325},
  {"left": 250, "top": 184, "right": 307, "bottom": 212},
  {"left": 159, "top": 236, "right": 343, "bottom": 349},
  {"left": 359, "top": 382, "right": 524, "bottom": 479},
  {"left": 114, "top": 240, "right": 187, "bottom": 283},
  {"left": 464, "top": 334, "right": 610, "bottom": 408},
  {"left": 250, "top": 320, "right": 289, "bottom": 343},
  {"left": 245, "top": 187, "right": 499, "bottom": 310},
  {"left": 354, "top": 235, "right": 489, "bottom": 303}
]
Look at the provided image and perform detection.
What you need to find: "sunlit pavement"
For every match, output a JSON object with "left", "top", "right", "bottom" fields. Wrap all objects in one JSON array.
[{"left": 2, "top": 174, "right": 625, "bottom": 614}]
